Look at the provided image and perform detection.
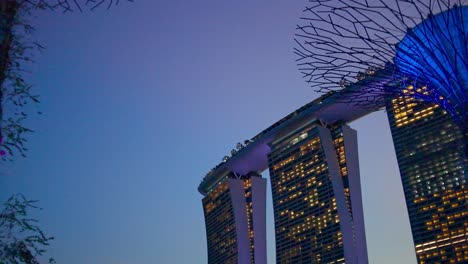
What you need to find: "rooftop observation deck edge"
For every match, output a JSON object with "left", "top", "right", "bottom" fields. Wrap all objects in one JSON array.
[{"left": 198, "top": 68, "right": 394, "bottom": 195}]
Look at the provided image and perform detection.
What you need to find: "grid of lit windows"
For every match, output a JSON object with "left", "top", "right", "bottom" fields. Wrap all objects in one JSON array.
[
  {"left": 244, "top": 178, "right": 255, "bottom": 264},
  {"left": 269, "top": 125, "right": 353, "bottom": 263},
  {"left": 203, "top": 179, "right": 238, "bottom": 264},
  {"left": 332, "top": 129, "right": 353, "bottom": 218},
  {"left": 202, "top": 174, "right": 261, "bottom": 264},
  {"left": 386, "top": 85, "right": 467, "bottom": 264}
]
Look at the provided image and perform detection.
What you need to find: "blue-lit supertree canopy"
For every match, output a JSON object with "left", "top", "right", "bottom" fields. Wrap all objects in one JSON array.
[
  {"left": 294, "top": 0, "right": 467, "bottom": 126},
  {"left": 395, "top": 5, "right": 467, "bottom": 124}
]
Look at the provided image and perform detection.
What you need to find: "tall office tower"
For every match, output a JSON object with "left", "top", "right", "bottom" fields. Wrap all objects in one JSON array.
[
  {"left": 386, "top": 85, "right": 467, "bottom": 263},
  {"left": 202, "top": 172, "right": 267, "bottom": 264},
  {"left": 268, "top": 123, "right": 367, "bottom": 264}
]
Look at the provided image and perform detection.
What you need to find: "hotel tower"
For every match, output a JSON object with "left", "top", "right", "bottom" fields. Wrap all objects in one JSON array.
[
  {"left": 269, "top": 123, "right": 367, "bottom": 264},
  {"left": 201, "top": 172, "right": 267, "bottom": 264},
  {"left": 386, "top": 84, "right": 467, "bottom": 263}
]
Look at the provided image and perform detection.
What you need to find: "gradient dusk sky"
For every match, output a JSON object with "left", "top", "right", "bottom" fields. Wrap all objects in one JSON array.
[{"left": 1, "top": 1, "right": 417, "bottom": 263}]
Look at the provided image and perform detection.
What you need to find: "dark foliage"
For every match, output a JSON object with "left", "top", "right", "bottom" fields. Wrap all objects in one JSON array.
[
  {"left": 18, "top": 0, "right": 133, "bottom": 12},
  {"left": 0, "top": 0, "right": 133, "bottom": 160},
  {"left": 0, "top": 194, "right": 54, "bottom": 264}
]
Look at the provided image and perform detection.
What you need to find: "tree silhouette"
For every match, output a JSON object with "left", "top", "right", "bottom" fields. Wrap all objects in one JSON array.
[
  {"left": 18, "top": 0, "right": 133, "bottom": 12},
  {"left": 0, "top": 0, "right": 133, "bottom": 159},
  {"left": 0, "top": 194, "right": 55, "bottom": 264}
]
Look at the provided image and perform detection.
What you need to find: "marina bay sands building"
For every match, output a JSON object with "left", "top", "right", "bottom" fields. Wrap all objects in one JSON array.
[
  {"left": 198, "top": 75, "right": 383, "bottom": 263},
  {"left": 199, "top": 71, "right": 467, "bottom": 264}
]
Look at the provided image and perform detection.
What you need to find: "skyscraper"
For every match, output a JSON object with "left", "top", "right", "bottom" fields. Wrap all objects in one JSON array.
[
  {"left": 268, "top": 123, "right": 367, "bottom": 264},
  {"left": 201, "top": 172, "right": 267, "bottom": 264},
  {"left": 386, "top": 84, "right": 467, "bottom": 263}
]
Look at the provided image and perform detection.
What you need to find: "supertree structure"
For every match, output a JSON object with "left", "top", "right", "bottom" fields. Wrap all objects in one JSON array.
[{"left": 294, "top": 0, "right": 467, "bottom": 127}]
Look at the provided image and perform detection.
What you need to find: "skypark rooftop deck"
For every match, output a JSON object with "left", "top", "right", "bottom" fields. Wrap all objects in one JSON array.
[{"left": 198, "top": 69, "right": 392, "bottom": 195}]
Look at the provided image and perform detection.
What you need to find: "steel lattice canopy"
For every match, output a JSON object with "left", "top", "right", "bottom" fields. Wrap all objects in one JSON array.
[{"left": 395, "top": 5, "right": 468, "bottom": 122}]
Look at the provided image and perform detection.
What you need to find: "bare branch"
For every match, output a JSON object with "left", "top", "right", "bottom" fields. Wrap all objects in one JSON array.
[{"left": 18, "top": 0, "right": 133, "bottom": 12}]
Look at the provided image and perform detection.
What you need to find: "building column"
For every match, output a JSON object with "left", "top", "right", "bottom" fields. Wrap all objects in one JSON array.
[
  {"left": 251, "top": 176, "right": 267, "bottom": 264},
  {"left": 342, "top": 125, "right": 369, "bottom": 264},
  {"left": 228, "top": 178, "right": 251, "bottom": 264},
  {"left": 318, "top": 126, "right": 357, "bottom": 264}
]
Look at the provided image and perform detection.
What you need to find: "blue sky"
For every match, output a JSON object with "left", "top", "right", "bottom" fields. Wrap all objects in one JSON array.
[{"left": 1, "top": 1, "right": 416, "bottom": 263}]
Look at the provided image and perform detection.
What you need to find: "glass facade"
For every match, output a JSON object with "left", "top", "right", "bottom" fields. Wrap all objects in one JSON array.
[
  {"left": 202, "top": 172, "right": 266, "bottom": 264},
  {"left": 386, "top": 85, "right": 467, "bottom": 263},
  {"left": 244, "top": 178, "right": 255, "bottom": 263},
  {"left": 203, "top": 179, "right": 238, "bottom": 264},
  {"left": 268, "top": 124, "right": 366, "bottom": 264}
]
